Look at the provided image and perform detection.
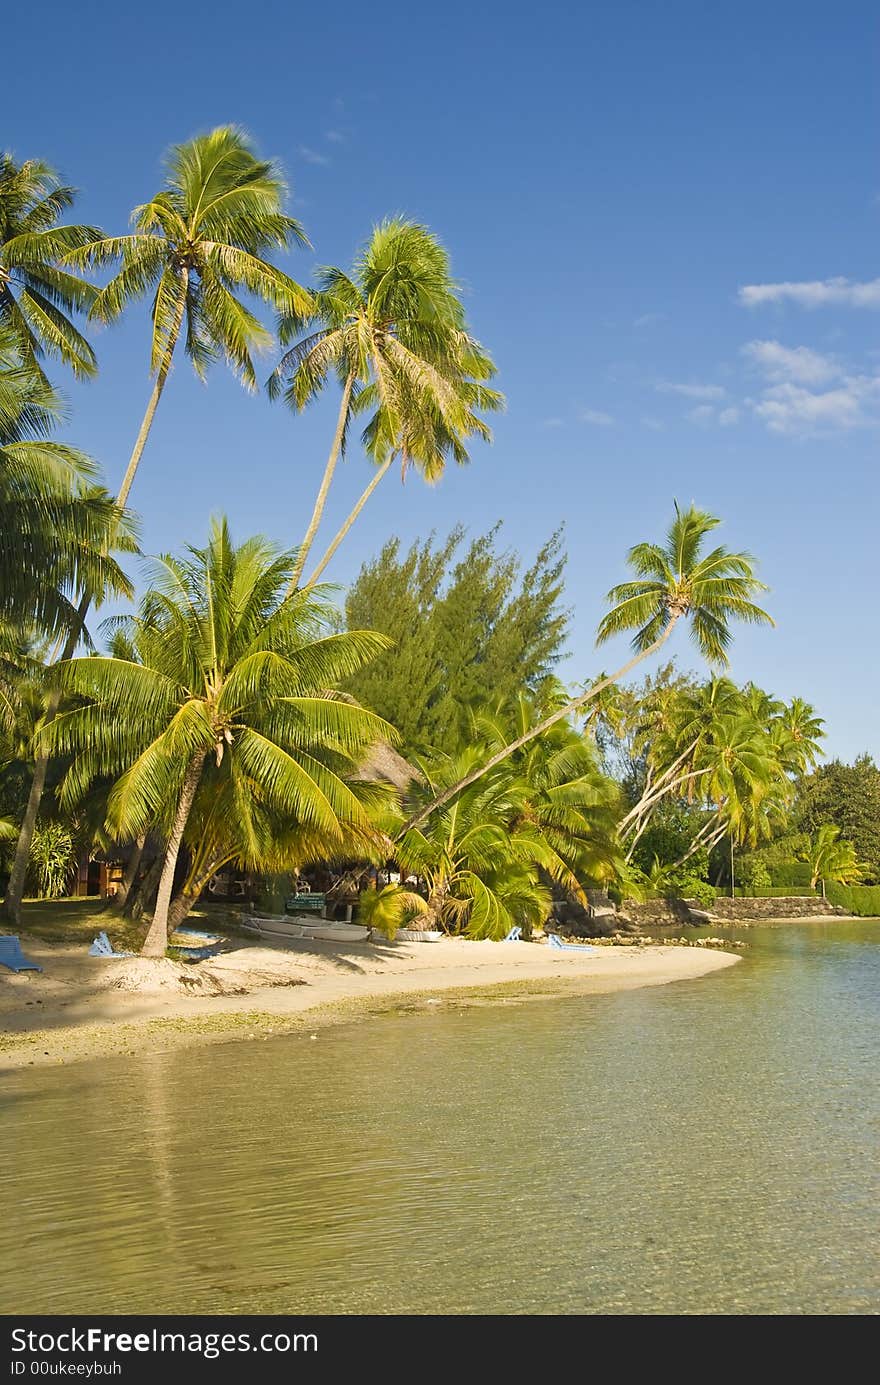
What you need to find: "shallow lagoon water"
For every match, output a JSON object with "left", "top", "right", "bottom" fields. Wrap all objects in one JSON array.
[{"left": 2, "top": 920, "right": 878, "bottom": 1314}]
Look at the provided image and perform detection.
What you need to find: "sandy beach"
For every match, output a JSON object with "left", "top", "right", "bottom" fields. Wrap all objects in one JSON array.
[{"left": 0, "top": 932, "right": 740, "bottom": 1070}]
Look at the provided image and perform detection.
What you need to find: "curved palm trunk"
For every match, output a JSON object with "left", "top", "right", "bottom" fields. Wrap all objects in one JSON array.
[
  {"left": 303, "top": 453, "right": 394, "bottom": 590},
  {"left": 1, "top": 286, "right": 188, "bottom": 926},
  {"left": 398, "top": 617, "right": 682, "bottom": 838},
  {"left": 289, "top": 371, "right": 356, "bottom": 592},
  {"left": 124, "top": 849, "right": 164, "bottom": 921},
  {"left": 141, "top": 755, "right": 205, "bottom": 957}
]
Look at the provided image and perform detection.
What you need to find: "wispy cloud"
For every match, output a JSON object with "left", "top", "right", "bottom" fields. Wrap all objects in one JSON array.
[
  {"left": 739, "top": 277, "right": 880, "bottom": 309},
  {"left": 542, "top": 416, "right": 565, "bottom": 429},
  {"left": 742, "top": 339, "right": 839, "bottom": 386},
  {"left": 325, "top": 130, "right": 345, "bottom": 144},
  {"left": 686, "top": 404, "right": 715, "bottom": 425},
  {"left": 580, "top": 409, "right": 614, "bottom": 426},
  {"left": 634, "top": 312, "right": 664, "bottom": 329},
  {"left": 718, "top": 407, "right": 740, "bottom": 427},
  {"left": 641, "top": 416, "right": 665, "bottom": 431},
  {"left": 751, "top": 380, "right": 879, "bottom": 435},
  {"left": 742, "top": 336, "right": 880, "bottom": 434},
  {"left": 657, "top": 381, "right": 727, "bottom": 401},
  {"left": 297, "top": 145, "right": 330, "bottom": 166}
]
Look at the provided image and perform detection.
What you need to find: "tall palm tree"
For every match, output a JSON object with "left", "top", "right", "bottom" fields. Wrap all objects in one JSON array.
[
  {"left": 44, "top": 519, "right": 395, "bottom": 955},
  {"left": 67, "top": 125, "right": 311, "bottom": 508},
  {"left": 3, "top": 128, "right": 314, "bottom": 927},
  {"left": 0, "top": 154, "right": 101, "bottom": 381},
  {"left": 400, "top": 503, "right": 774, "bottom": 834},
  {"left": 269, "top": 219, "right": 501, "bottom": 589}
]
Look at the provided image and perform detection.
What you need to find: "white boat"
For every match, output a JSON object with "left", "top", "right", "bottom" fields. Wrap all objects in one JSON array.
[
  {"left": 242, "top": 915, "right": 370, "bottom": 944},
  {"left": 396, "top": 928, "right": 443, "bottom": 943}
]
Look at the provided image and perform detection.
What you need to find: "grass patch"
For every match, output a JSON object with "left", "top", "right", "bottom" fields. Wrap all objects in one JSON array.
[{"left": 5, "top": 897, "right": 243, "bottom": 953}]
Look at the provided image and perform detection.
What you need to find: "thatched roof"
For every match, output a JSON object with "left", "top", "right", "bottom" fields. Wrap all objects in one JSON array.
[{"left": 358, "top": 741, "right": 422, "bottom": 791}]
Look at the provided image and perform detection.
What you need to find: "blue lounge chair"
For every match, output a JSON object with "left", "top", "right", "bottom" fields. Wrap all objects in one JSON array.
[
  {"left": 0, "top": 935, "right": 43, "bottom": 973},
  {"left": 89, "top": 930, "right": 134, "bottom": 958},
  {"left": 547, "top": 932, "right": 599, "bottom": 954},
  {"left": 502, "top": 926, "right": 522, "bottom": 942}
]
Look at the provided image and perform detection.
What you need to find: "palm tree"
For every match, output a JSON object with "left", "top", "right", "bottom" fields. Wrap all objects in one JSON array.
[
  {"left": 394, "top": 751, "right": 553, "bottom": 940},
  {"left": 804, "top": 823, "right": 863, "bottom": 895},
  {"left": 66, "top": 125, "right": 311, "bottom": 508},
  {"left": 2, "top": 128, "right": 314, "bottom": 927},
  {"left": 44, "top": 518, "right": 395, "bottom": 955},
  {"left": 269, "top": 219, "right": 501, "bottom": 589},
  {"left": 400, "top": 503, "right": 774, "bottom": 834},
  {"left": 0, "top": 154, "right": 101, "bottom": 381}
]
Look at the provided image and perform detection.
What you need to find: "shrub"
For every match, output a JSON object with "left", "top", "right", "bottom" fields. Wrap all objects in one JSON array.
[
  {"left": 825, "top": 882, "right": 880, "bottom": 917},
  {"left": 27, "top": 822, "right": 75, "bottom": 899}
]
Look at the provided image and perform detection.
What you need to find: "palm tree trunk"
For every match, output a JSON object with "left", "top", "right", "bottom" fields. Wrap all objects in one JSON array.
[
  {"left": 398, "top": 616, "right": 682, "bottom": 837},
  {"left": 112, "top": 833, "right": 145, "bottom": 910},
  {"left": 1, "top": 289, "right": 188, "bottom": 927},
  {"left": 289, "top": 371, "right": 356, "bottom": 591},
  {"left": 125, "top": 850, "right": 164, "bottom": 921},
  {"left": 730, "top": 836, "right": 735, "bottom": 898},
  {"left": 141, "top": 755, "right": 204, "bottom": 957},
  {"left": 303, "top": 453, "right": 394, "bottom": 590}
]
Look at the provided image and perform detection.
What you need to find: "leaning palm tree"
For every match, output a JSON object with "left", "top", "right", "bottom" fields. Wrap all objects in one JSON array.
[
  {"left": 0, "top": 154, "right": 101, "bottom": 381},
  {"left": 269, "top": 219, "right": 501, "bottom": 589},
  {"left": 44, "top": 518, "right": 395, "bottom": 955},
  {"left": 66, "top": 125, "right": 311, "bottom": 508},
  {"left": 400, "top": 503, "right": 774, "bottom": 834}
]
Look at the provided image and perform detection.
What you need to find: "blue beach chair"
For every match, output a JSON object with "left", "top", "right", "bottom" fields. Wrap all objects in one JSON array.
[
  {"left": 89, "top": 930, "right": 134, "bottom": 958},
  {"left": 502, "top": 926, "right": 522, "bottom": 942},
  {"left": 0, "top": 935, "right": 43, "bottom": 973},
  {"left": 547, "top": 932, "right": 599, "bottom": 955}
]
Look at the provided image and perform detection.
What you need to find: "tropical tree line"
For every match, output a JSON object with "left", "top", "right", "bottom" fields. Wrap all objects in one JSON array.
[{"left": 0, "top": 126, "right": 859, "bottom": 951}]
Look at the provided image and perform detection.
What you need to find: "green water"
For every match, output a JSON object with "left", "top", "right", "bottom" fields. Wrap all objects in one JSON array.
[{"left": 2, "top": 920, "right": 878, "bottom": 1315}]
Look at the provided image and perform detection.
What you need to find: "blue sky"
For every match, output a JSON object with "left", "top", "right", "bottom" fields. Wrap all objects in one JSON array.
[{"left": 6, "top": 0, "right": 877, "bottom": 760}]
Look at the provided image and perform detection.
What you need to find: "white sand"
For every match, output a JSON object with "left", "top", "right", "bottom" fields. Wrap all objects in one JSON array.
[{"left": 0, "top": 933, "right": 740, "bottom": 1069}]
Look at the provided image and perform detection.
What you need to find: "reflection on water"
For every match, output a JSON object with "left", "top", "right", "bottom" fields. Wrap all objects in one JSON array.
[{"left": 2, "top": 920, "right": 878, "bottom": 1314}]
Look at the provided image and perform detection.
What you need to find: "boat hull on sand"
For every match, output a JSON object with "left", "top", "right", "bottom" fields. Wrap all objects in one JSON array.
[{"left": 242, "top": 916, "right": 371, "bottom": 944}]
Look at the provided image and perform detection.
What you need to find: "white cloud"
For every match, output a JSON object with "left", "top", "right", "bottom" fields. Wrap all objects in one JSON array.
[
  {"left": 739, "top": 277, "right": 880, "bottom": 309},
  {"left": 634, "top": 312, "right": 664, "bottom": 328},
  {"left": 325, "top": 130, "right": 345, "bottom": 143},
  {"left": 542, "top": 416, "right": 565, "bottom": 429},
  {"left": 657, "top": 381, "right": 727, "bottom": 400},
  {"left": 641, "top": 416, "right": 665, "bottom": 431},
  {"left": 686, "top": 404, "right": 715, "bottom": 425},
  {"left": 751, "top": 376, "right": 880, "bottom": 436},
  {"left": 297, "top": 145, "right": 330, "bottom": 166},
  {"left": 580, "top": 409, "right": 614, "bottom": 426},
  {"left": 718, "top": 407, "right": 740, "bottom": 426},
  {"left": 742, "top": 339, "right": 839, "bottom": 386}
]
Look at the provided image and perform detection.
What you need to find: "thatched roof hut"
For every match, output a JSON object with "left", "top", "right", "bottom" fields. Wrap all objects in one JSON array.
[{"left": 357, "top": 742, "right": 422, "bottom": 791}]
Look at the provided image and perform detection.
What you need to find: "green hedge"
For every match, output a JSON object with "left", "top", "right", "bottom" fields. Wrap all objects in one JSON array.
[
  {"left": 768, "top": 861, "right": 812, "bottom": 888},
  {"left": 734, "top": 885, "right": 816, "bottom": 898},
  {"left": 825, "top": 882, "right": 880, "bottom": 916}
]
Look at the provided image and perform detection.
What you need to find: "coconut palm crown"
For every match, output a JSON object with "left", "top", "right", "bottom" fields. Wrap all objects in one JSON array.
[{"left": 597, "top": 501, "right": 773, "bottom": 663}]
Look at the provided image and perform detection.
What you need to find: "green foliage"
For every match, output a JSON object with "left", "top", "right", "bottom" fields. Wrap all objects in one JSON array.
[
  {"left": 345, "top": 526, "right": 568, "bottom": 755},
  {"left": 0, "top": 326, "right": 136, "bottom": 640},
  {"left": 357, "top": 884, "right": 428, "bottom": 939},
  {"left": 768, "top": 860, "right": 812, "bottom": 887},
  {"left": 27, "top": 820, "right": 74, "bottom": 898},
  {"left": 825, "top": 882, "right": 880, "bottom": 917},
  {"left": 796, "top": 756, "right": 880, "bottom": 883},
  {"left": 736, "top": 855, "right": 772, "bottom": 890},
  {"left": 801, "top": 823, "right": 863, "bottom": 889},
  {"left": 0, "top": 153, "right": 101, "bottom": 380}
]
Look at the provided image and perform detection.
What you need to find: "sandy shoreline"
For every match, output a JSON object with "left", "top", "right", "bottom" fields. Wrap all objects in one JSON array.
[{"left": 0, "top": 933, "right": 740, "bottom": 1071}]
